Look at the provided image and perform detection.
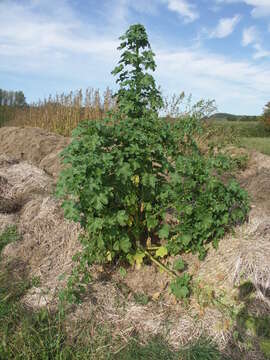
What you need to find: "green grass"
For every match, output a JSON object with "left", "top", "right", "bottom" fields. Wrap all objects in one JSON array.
[
  {"left": 0, "top": 225, "right": 21, "bottom": 254},
  {"left": 239, "top": 137, "right": 270, "bottom": 156},
  {"left": 210, "top": 120, "right": 270, "bottom": 138},
  {"left": 179, "top": 338, "right": 226, "bottom": 360},
  {"left": 114, "top": 336, "right": 179, "bottom": 360},
  {"left": 207, "top": 120, "right": 270, "bottom": 155}
]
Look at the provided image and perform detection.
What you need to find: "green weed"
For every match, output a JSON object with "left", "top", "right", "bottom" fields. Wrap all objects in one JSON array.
[
  {"left": 114, "top": 336, "right": 178, "bottom": 360},
  {"left": 0, "top": 225, "right": 21, "bottom": 255},
  {"left": 179, "top": 338, "right": 225, "bottom": 360}
]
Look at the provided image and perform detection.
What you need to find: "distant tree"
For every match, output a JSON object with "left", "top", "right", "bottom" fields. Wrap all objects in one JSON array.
[
  {"left": 262, "top": 101, "right": 270, "bottom": 128},
  {"left": 15, "top": 91, "right": 26, "bottom": 107},
  {"left": 2, "top": 91, "right": 8, "bottom": 106},
  {"left": 0, "top": 89, "right": 26, "bottom": 107},
  {"left": 226, "top": 114, "right": 236, "bottom": 121}
]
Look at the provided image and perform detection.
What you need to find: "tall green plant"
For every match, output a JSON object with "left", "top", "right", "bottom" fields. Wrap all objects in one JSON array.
[{"left": 56, "top": 24, "right": 249, "bottom": 303}]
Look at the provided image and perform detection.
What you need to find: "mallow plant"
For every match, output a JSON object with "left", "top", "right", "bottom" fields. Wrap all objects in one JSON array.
[{"left": 56, "top": 24, "right": 249, "bottom": 303}]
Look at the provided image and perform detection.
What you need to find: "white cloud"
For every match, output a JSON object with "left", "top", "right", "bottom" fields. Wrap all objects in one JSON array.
[
  {"left": 209, "top": 15, "right": 241, "bottom": 38},
  {"left": 242, "top": 26, "right": 259, "bottom": 46},
  {"left": 129, "top": 0, "right": 159, "bottom": 14},
  {"left": 0, "top": 1, "right": 118, "bottom": 59},
  {"left": 165, "top": 0, "right": 199, "bottom": 22},
  {"left": 217, "top": 0, "right": 270, "bottom": 18},
  {"left": 241, "top": 26, "right": 270, "bottom": 59},
  {"left": 156, "top": 45, "right": 270, "bottom": 114},
  {"left": 253, "top": 43, "right": 270, "bottom": 59}
]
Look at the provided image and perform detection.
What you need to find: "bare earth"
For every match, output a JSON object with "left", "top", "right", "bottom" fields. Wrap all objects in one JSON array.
[{"left": 0, "top": 126, "right": 269, "bottom": 359}]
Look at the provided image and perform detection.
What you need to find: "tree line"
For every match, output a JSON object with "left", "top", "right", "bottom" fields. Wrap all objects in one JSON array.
[{"left": 0, "top": 89, "right": 26, "bottom": 107}]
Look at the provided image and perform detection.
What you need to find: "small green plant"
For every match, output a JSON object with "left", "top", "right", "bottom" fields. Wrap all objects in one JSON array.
[
  {"left": 56, "top": 24, "right": 249, "bottom": 302},
  {"left": 169, "top": 273, "right": 191, "bottom": 299},
  {"left": 118, "top": 267, "right": 127, "bottom": 278},
  {"left": 134, "top": 292, "right": 150, "bottom": 305},
  {"left": 173, "top": 257, "right": 185, "bottom": 271},
  {"left": 0, "top": 225, "right": 21, "bottom": 255}
]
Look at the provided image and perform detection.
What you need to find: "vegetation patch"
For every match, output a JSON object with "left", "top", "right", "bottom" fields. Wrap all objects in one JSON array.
[
  {"left": 0, "top": 225, "right": 21, "bottom": 256},
  {"left": 240, "top": 137, "right": 270, "bottom": 156}
]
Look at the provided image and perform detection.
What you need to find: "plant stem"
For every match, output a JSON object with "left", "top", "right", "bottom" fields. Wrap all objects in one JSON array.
[{"left": 144, "top": 250, "right": 177, "bottom": 278}]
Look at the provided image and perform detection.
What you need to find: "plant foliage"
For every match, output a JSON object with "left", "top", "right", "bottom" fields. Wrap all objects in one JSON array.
[
  {"left": 111, "top": 24, "right": 163, "bottom": 118},
  {"left": 56, "top": 24, "right": 249, "bottom": 302}
]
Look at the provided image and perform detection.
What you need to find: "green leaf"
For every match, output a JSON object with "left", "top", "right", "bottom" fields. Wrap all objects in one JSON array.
[
  {"left": 97, "top": 236, "right": 104, "bottom": 249},
  {"left": 158, "top": 224, "right": 170, "bottom": 239},
  {"left": 113, "top": 241, "right": 120, "bottom": 251},
  {"left": 146, "top": 215, "right": 158, "bottom": 230},
  {"left": 117, "top": 163, "right": 132, "bottom": 181},
  {"left": 155, "top": 246, "right": 168, "bottom": 258},
  {"left": 202, "top": 214, "right": 213, "bottom": 229},
  {"left": 117, "top": 210, "right": 128, "bottom": 226},
  {"left": 172, "top": 285, "right": 189, "bottom": 299},
  {"left": 119, "top": 267, "right": 127, "bottom": 278},
  {"left": 170, "top": 274, "right": 191, "bottom": 299},
  {"left": 120, "top": 236, "right": 131, "bottom": 253},
  {"left": 184, "top": 205, "right": 193, "bottom": 215},
  {"left": 181, "top": 234, "right": 192, "bottom": 246}
]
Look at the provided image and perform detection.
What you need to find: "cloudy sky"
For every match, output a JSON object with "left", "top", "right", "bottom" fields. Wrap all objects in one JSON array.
[{"left": 0, "top": 0, "right": 270, "bottom": 114}]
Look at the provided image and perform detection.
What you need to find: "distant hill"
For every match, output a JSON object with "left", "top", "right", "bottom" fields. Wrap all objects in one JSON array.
[{"left": 208, "top": 112, "right": 260, "bottom": 122}]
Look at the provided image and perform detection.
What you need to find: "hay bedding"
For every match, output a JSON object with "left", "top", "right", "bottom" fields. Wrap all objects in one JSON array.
[
  {"left": 0, "top": 127, "right": 70, "bottom": 178},
  {"left": 0, "top": 127, "right": 269, "bottom": 355}
]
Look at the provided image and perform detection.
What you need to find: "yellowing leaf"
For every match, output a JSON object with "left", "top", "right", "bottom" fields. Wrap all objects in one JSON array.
[
  {"left": 152, "top": 291, "right": 161, "bottom": 300},
  {"left": 131, "top": 175, "right": 140, "bottom": 186},
  {"left": 133, "top": 251, "right": 145, "bottom": 269},
  {"left": 106, "top": 251, "right": 112, "bottom": 261},
  {"left": 155, "top": 246, "right": 168, "bottom": 258}
]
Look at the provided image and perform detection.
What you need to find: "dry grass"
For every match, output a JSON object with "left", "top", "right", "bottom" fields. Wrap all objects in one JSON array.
[{"left": 4, "top": 87, "right": 116, "bottom": 136}]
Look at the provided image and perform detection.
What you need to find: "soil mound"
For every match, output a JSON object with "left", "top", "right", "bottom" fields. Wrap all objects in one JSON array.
[{"left": 0, "top": 127, "right": 69, "bottom": 179}]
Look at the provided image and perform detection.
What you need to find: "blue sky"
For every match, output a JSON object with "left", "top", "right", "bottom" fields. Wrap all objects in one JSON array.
[{"left": 0, "top": 0, "right": 270, "bottom": 115}]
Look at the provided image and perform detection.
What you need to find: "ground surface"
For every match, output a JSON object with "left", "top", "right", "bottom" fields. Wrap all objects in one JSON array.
[{"left": 0, "top": 126, "right": 270, "bottom": 359}]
